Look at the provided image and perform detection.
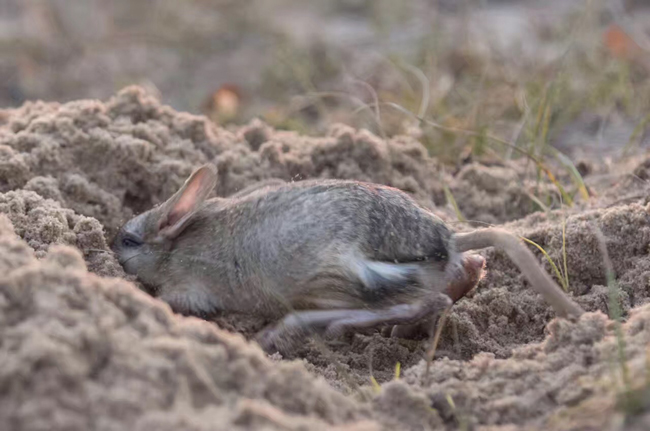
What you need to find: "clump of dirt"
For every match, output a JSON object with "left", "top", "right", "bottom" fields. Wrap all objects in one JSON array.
[
  {"left": 381, "top": 305, "right": 650, "bottom": 430},
  {"left": 451, "top": 162, "right": 559, "bottom": 225},
  {"left": 2, "top": 86, "right": 650, "bottom": 430},
  {"left": 0, "top": 189, "right": 124, "bottom": 278}
]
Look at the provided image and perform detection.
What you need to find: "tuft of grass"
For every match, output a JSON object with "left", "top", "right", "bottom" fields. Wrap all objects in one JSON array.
[
  {"left": 561, "top": 211, "right": 570, "bottom": 292},
  {"left": 382, "top": 100, "right": 587, "bottom": 207},
  {"left": 445, "top": 393, "right": 469, "bottom": 431},
  {"left": 369, "top": 360, "right": 402, "bottom": 394},
  {"left": 592, "top": 224, "right": 633, "bottom": 412},
  {"left": 549, "top": 149, "right": 590, "bottom": 202},
  {"left": 623, "top": 112, "right": 650, "bottom": 155},
  {"left": 399, "top": 63, "right": 431, "bottom": 119},
  {"left": 441, "top": 175, "right": 466, "bottom": 223},
  {"left": 259, "top": 2, "right": 611, "bottom": 215},
  {"left": 370, "top": 375, "right": 382, "bottom": 394},
  {"left": 525, "top": 190, "right": 551, "bottom": 214},
  {"left": 521, "top": 236, "right": 570, "bottom": 292},
  {"left": 646, "top": 346, "right": 650, "bottom": 388},
  {"left": 423, "top": 306, "right": 452, "bottom": 385}
]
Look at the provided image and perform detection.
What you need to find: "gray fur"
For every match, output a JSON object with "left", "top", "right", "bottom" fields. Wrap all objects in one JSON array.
[{"left": 227, "top": 178, "right": 287, "bottom": 199}]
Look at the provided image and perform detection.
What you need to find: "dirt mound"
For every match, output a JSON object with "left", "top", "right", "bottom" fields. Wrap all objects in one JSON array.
[
  {"left": 451, "top": 162, "right": 558, "bottom": 225},
  {"left": 2, "top": 86, "right": 650, "bottom": 430},
  {"left": 389, "top": 305, "right": 650, "bottom": 430},
  {"left": 0, "top": 213, "right": 379, "bottom": 430},
  {"left": 0, "top": 189, "right": 124, "bottom": 278}
]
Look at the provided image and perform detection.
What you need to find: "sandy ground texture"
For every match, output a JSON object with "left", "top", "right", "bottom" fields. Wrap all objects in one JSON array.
[{"left": 2, "top": 87, "right": 650, "bottom": 430}]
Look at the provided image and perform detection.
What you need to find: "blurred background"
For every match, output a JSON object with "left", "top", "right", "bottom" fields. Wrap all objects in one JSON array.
[{"left": 2, "top": 0, "right": 650, "bottom": 165}]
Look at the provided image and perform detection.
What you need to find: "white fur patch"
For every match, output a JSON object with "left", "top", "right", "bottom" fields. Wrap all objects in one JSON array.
[{"left": 347, "top": 254, "right": 418, "bottom": 288}]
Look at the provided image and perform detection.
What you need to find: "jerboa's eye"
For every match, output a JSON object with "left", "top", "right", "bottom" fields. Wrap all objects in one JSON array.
[{"left": 121, "top": 235, "right": 143, "bottom": 248}]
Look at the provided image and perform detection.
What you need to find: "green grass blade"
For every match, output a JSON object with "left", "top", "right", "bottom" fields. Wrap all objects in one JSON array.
[
  {"left": 561, "top": 214, "right": 570, "bottom": 290},
  {"left": 521, "top": 236, "right": 569, "bottom": 292},
  {"left": 552, "top": 150, "right": 590, "bottom": 201},
  {"left": 370, "top": 375, "right": 381, "bottom": 393},
  {"left": 441, "top": 179, "right": 465, "bottom": 222}
]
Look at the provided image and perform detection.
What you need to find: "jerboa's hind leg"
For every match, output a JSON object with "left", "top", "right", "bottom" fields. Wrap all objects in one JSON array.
[
  {"left": 255, "top": 256, "right": 450, "bottom": 353},
  {"left": 255, "top": 293, "right": 453, "bottom": 354},
  {"left": 255, "top": 253, "right": 484, "bottom": 353},
  {"left": 389, "top": 253, "right": 485, "bottom": 339}
]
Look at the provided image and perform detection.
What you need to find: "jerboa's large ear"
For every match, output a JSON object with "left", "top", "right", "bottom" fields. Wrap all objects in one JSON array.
[{"left": 156, "top": 164, "right": 217, "bottom": 239}]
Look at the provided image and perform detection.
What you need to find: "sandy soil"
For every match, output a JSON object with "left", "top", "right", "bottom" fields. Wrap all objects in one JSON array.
[{"left": 1, "top": 86, "right": 650, "bottom": 430}]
